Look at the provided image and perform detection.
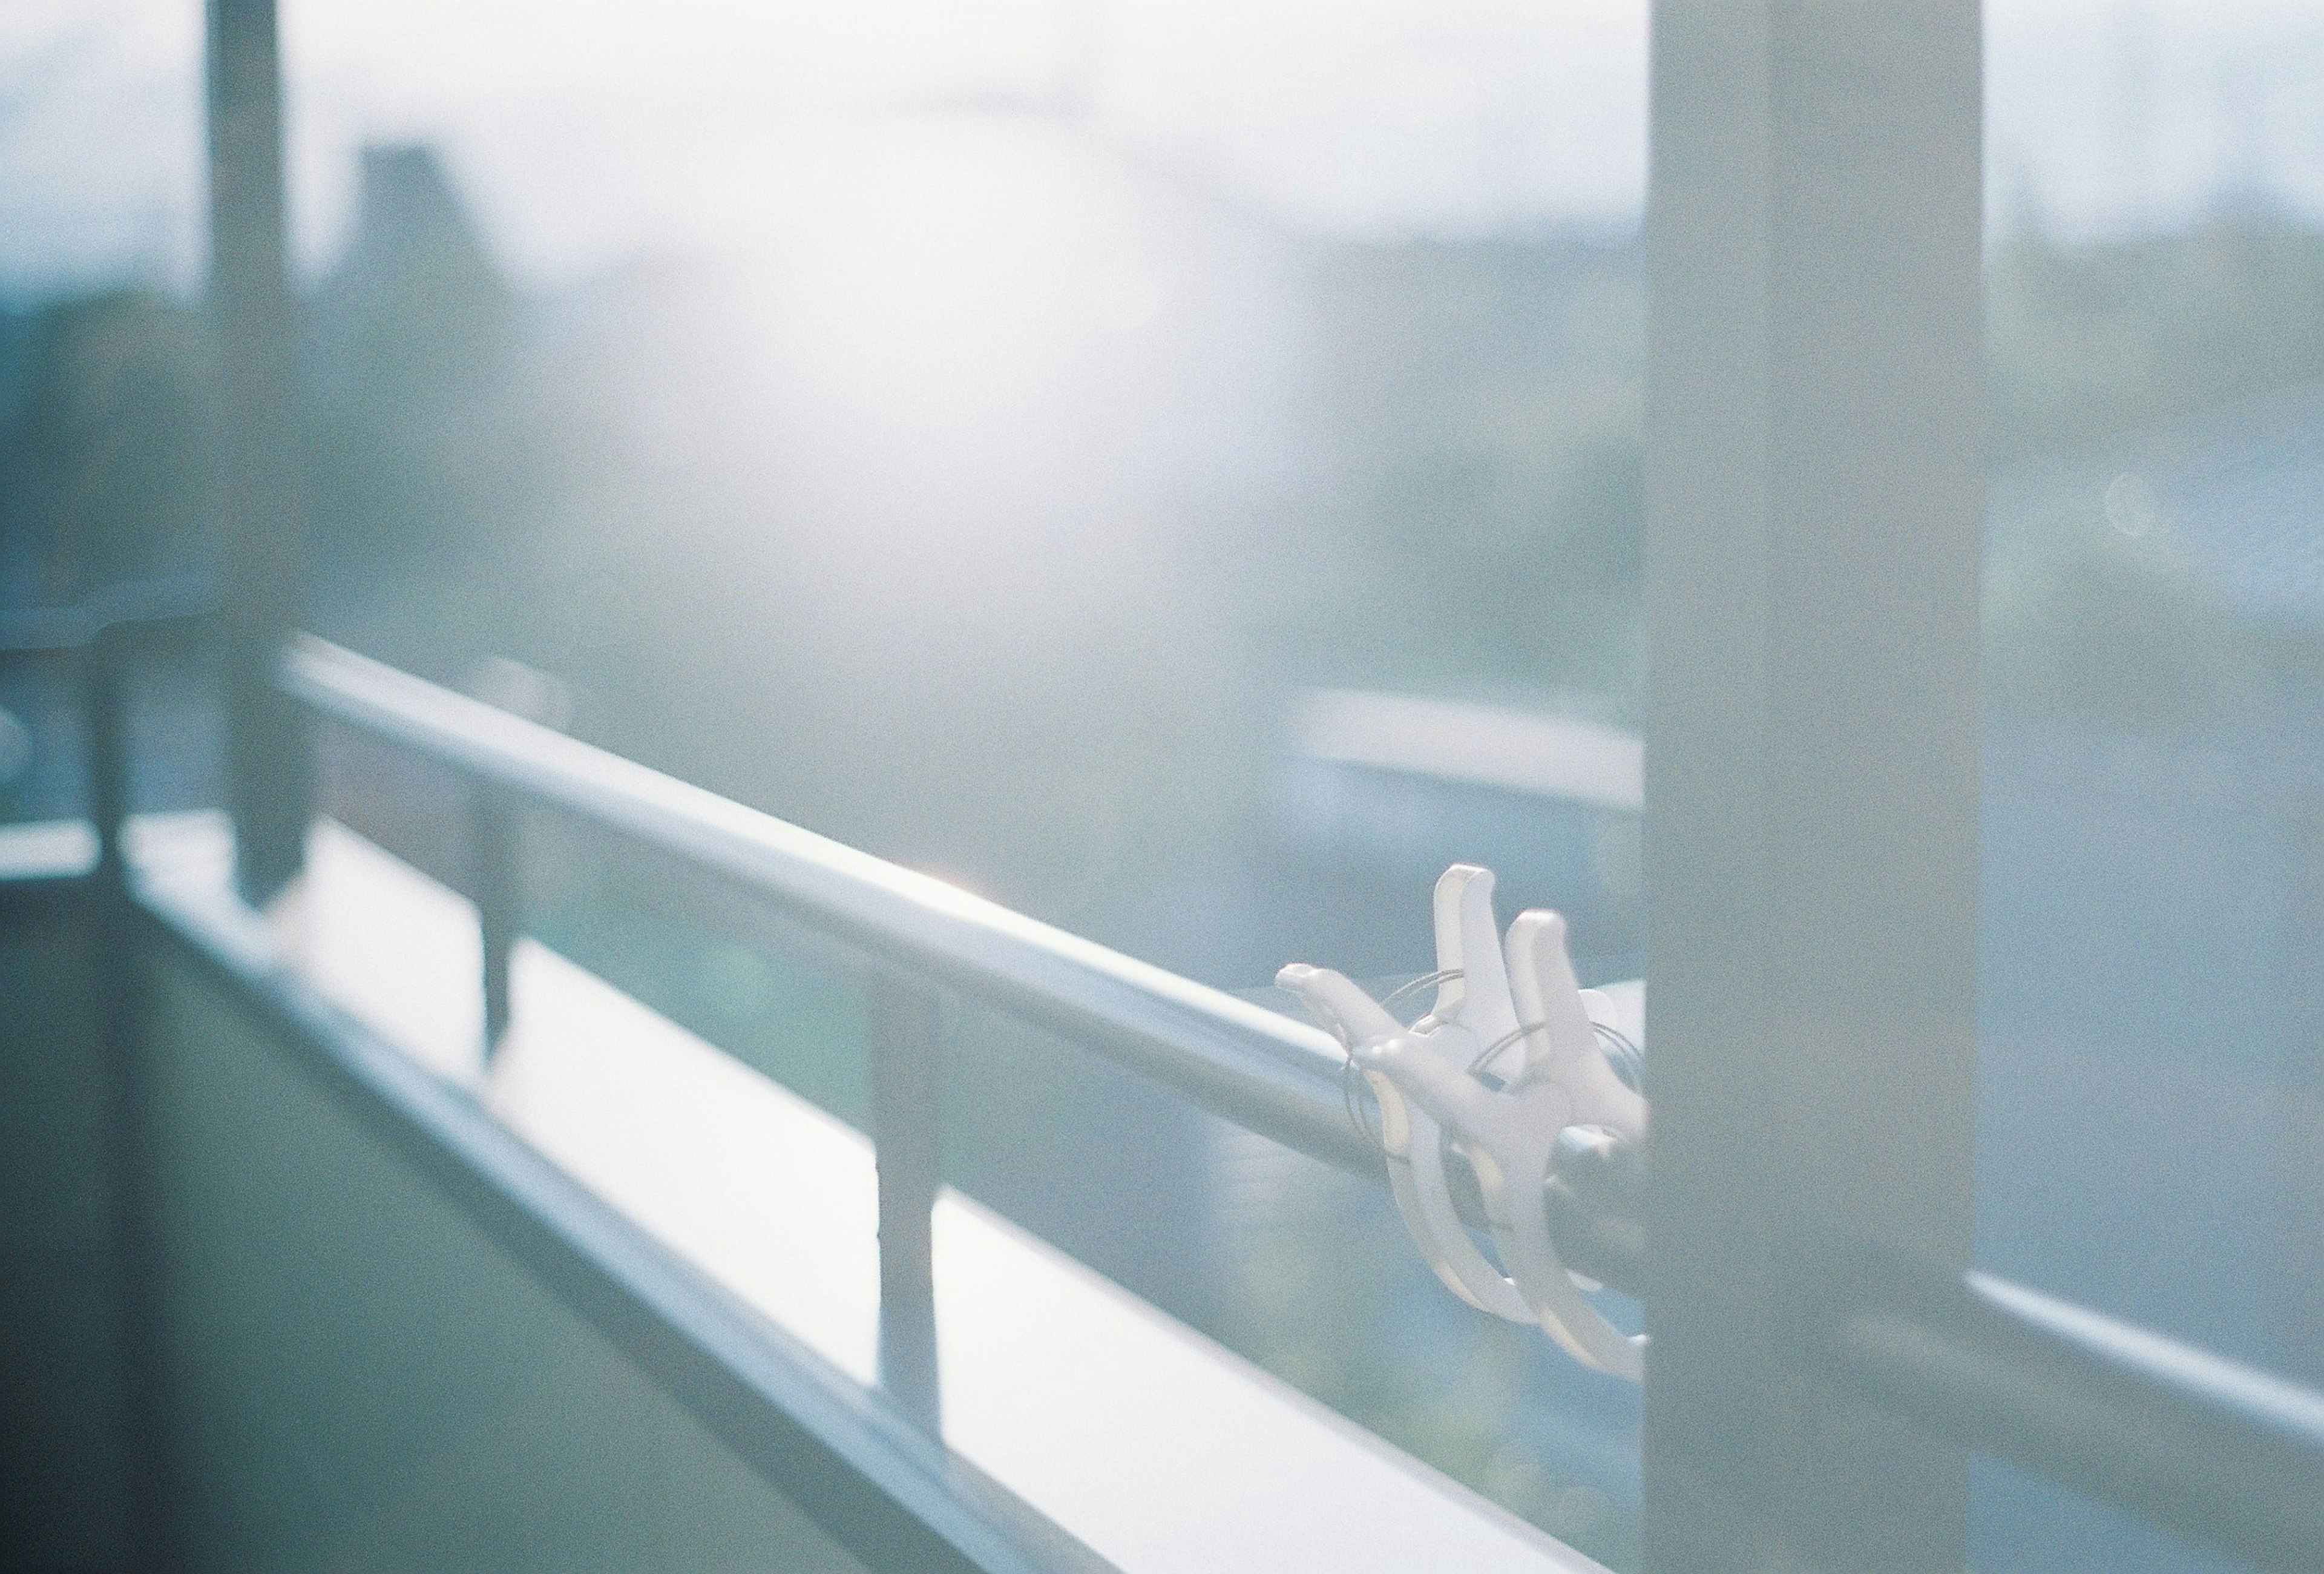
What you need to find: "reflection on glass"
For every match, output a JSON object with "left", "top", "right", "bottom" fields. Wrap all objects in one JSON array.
[{"left": 1978, "top": 4, "right": 2324, "bottom": 1570}]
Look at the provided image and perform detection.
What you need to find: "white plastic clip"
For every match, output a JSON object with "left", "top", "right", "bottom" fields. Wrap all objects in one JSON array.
[{"left": 1279, "top": 865, "right": 1647, "bottom": 1380}]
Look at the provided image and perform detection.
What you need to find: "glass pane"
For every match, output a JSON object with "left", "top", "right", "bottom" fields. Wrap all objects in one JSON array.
[
  {"left": 254, "top": 0, "right": 1651, "bottom": 1562},
  {"left": 0, "top": 3, "right": 206, "bottom": 295},
  {"left": 265, "top": 0, "right": 1649, "bottom": 984},
  {"left": 1978, "top": 2, "right": 2324, "bottom": 1564},
  {"left": 1974, "top": 1457, "right": 2250, "bottom": 1574},
  {"left": 1, "top": 2, "right": 217, "bottom": 825}
]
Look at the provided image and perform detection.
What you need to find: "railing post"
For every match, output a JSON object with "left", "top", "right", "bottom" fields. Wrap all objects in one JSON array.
[
  {"left": 80, "top": 622, "right": 175, "bottom": 1574},
  {"left": 206, "top": 0, "right": 312, "bottom": 905},
  {"left": 868, "top": 976, "right": 945, "bottom": 1432},
  {"left": 85, "top": 626, "right": 130, "bottom": 888},
  {"left": 473, "top": 783, "right": 518, "bottom": 1059}
]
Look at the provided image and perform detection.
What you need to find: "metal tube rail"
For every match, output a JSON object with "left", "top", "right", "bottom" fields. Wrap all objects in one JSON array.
[
  {"left": 0, "top": 576, "right": 217, "bottom": 657},
  {"left": 277, "top": 633, "right": 2324, "bottom": 1566},
  {"left": 1837, "top": 1260, "right": 2324, "bottom": 1570},
  {"left": 279, "top": 635, "right": 1374, "bottom": 1178},
  {"left": 0, "top": 582, "right": 218, "bottom": 875}
]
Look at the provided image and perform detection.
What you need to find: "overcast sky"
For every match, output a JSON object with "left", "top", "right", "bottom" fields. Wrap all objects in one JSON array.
[{"left": 2, "top": 0, "right": 2322, "bottom": 298}]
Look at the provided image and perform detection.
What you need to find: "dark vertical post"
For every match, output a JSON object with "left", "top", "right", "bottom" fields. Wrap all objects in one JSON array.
[
  {"left": 473, "top": 784, "right": 518, "bottom": 1059},
  {"left": 87, "top": 628, "right": 130, "bottom": 886},
  {"left": 1644, "top": 4, "right": 1984, "bottom": 1569},
  {"left": 206, "top": 0, "right": 312, "bottom": 905},
  {"left": 869, "top": 976, "right": 944, "bottom": 1432},
  {"left": 82, "top": 623, "right": 173, "bottom": 1574}
]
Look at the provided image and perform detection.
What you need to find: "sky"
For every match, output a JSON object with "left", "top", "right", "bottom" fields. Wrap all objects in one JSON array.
[{"left": 1, "top": 1, "right": 2322, "bottom": 298}]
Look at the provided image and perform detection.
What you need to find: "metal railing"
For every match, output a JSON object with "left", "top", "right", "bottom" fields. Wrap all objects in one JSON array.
[
  {"left": 13, "top": 598, "right": 2324, "bottom": 1567},
  {"left": 0, "top": 578, "right": 217, "bottom": 880},
  {"left": 281, "top": 633, "right": 1373, "bottom": 1441},
  {"left": 0, "top": 579, "right": 217, "bottom": 1574},
  {"left": 273, "top": 631, "right": 2324, "bottom": 1569},
  {"left": 281, "top": 636, "right": 1367, "bottom": 1169}
]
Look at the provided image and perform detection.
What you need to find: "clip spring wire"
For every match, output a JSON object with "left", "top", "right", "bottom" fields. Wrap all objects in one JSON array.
[
  {"left": 1379, "top": 967, "right": 1465, "bottom": 1016},
  {"left": 1331, "top": 969, "right": 1645, "bottom": 1151},
  {"left": 1471, "top": 1018, "right": 1646, "bottom": 1093},
  {"left": 1331, "top": 969, "right": 1461, "bottom": 1154},
  {"left": 1281, "top": 870, "right": 1648, "bottom": 1377}
]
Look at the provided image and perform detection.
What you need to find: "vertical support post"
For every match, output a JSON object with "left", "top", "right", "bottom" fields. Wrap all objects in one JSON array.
[
  {"left": 473, "top": 784, "right": 517, "bottom": 1060},
  {"left": 869, "top": 975, "right": 944, "bottom": 1432},
  {"left": 206, "top": 0, "right": 312, "bottom": 905},
  {"left": 87, "top": 628, "right": 130, "bottom": 887},
  {"left": 81, "top": 624, "right": 174, "bottom": 1574},
  {"left": 1643, "top": 4, "right": 1984, "bottom": 1569}
]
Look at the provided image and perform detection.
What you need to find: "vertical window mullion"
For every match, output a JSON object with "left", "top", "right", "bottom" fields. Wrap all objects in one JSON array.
[{"left": 1643, "top": 4, "right": 1985, "bottom": 1569}]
